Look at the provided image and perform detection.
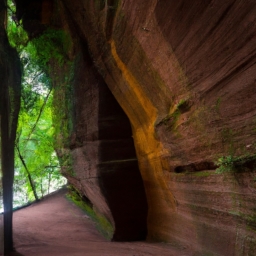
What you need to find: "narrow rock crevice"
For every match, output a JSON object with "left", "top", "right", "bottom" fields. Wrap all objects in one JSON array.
[
  {"left": 174, "top": 161, "right": 217, "bottom": 173},
  {"left": 105, "top": 0, "right": 120, "bottom": 40},
  {"left": 97, "top": 82, "right": 148, "bottom": 241}
]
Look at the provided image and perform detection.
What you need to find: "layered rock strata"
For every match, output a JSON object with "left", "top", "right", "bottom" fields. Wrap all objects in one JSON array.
[{"left": 15, "top": 0, "right": 256, "bottom": 254}]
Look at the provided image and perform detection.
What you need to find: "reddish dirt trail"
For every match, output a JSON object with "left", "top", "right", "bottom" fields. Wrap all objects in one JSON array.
[{"left": 8, "top": 189, "right": 188, "bottom": 256}]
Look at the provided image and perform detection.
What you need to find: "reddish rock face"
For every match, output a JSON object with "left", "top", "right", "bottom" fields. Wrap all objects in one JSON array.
[
  {"left": 15, "top": 0, "right": 256, "bottom": 254},
  {"left": 52, "top": 42, "right": 148, "bottom": 241},
  {"left": 69, "top": 52, "right": 148, "bottom": 241}
]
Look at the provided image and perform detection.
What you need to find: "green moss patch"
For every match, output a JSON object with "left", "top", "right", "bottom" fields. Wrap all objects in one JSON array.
[{"left": 66, "top": 187, "right": 114, "bottom": 240}]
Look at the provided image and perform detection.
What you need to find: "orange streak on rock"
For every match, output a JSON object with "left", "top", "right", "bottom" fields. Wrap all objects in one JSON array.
[{"left": 110, "top": 40, "right": 176, "bottom": 236}]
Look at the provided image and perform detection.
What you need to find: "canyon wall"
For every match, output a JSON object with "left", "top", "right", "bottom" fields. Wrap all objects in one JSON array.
[{"left": 16, "top": 0, "right": 256, "bottom": 255}]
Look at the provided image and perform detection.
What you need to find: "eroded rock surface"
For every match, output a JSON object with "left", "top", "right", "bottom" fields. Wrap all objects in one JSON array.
[{"left": 15, "top": 0, "right": 256, "bottom": 255}]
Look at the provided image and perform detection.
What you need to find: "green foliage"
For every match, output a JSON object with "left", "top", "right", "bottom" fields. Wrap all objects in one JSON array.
[
  {"left": 7, "top": 0, "right": 29, "bottom": 52},
  {"left": 15, "top": 89, "right": 66, "bottom": 204},
  {"left": 215, "top": 155, "right": 236, "bottom": 173},
  {"left": 7, "top": 0, "right": 70, "bottom": 72},
  {"left": 5, "top": 0, "right": 67, "bottom": 207},
  {"left": 215, "top": 154, "right": 256, "bottom": 174},
  {"left": 26, "top": 28, "right": 70, "bottom": 70}
]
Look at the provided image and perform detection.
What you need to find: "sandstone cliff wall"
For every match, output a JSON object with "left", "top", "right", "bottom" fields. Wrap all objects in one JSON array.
[{"left": 15, "top": 0, "right": 256, "bottom": 255}]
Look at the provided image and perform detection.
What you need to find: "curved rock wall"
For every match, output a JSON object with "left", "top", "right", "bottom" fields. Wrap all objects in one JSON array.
[
  {"left": 58, "top": 1, "right": 256, "bottom": 253},
  {"left": 15, "top": 0, "right": 256, "bottom": 254}
]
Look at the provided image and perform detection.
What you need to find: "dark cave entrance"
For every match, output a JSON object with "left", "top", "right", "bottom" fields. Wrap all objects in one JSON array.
[{"left": 97, "top": 84, "right": 148, "bottom": 241}]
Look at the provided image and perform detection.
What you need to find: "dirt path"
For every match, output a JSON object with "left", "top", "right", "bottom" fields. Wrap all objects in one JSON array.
[{"left": 4, "top": 189, "right": 189, "bottom": 256}]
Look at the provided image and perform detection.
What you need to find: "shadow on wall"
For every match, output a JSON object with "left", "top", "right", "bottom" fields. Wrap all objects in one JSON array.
[{"left": 97, "top": 83, "right": 148, "bottom": 241}]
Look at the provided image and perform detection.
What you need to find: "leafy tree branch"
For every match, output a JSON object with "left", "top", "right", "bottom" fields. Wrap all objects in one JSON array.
[{"left": 15, "top": 143, "right": 39, "bottom": 202}]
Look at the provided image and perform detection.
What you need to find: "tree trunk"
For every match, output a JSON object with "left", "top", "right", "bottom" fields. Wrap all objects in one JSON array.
[
  {"left": 1, "top": 93, "right": 14, "bottom": 252},
  {"left": 0, "top": 0, "right": 21, "bottom": 253}
]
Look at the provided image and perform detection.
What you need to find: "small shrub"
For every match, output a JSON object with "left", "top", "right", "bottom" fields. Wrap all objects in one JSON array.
[
  {"left": 215, "top": 155, "right": 236, "bottom": 173},
  {"left": 215, "top": 154, "right": 256, "bottom": 174}
]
